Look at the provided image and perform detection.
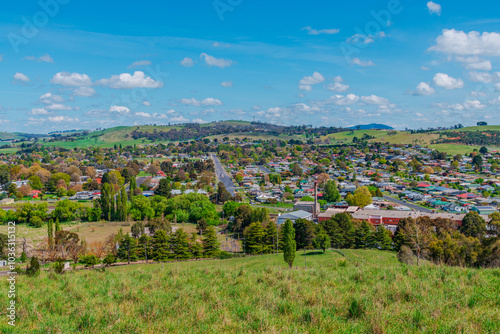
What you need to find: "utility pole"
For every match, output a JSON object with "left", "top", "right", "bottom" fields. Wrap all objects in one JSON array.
[{"left": 144, "top": 243, "right": 147, "bottom": 263}]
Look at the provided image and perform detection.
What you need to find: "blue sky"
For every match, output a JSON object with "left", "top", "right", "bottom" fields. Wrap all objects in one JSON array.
[{"left": 1, "top": 0, "right": 500, "bottom": 132}]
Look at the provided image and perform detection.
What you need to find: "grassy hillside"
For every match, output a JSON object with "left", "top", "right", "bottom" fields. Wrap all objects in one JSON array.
[{"left": 2, "top": 250, "right": 499, "bottom": 333}]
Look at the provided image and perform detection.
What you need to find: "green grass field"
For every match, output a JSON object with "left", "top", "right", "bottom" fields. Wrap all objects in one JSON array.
[{"left": 2, "top": 249, "right": 499, "bottom": 333}]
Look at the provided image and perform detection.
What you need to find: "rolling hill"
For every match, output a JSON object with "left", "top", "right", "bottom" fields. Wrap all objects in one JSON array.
[{"left": 2, "top": 250, "right": 499, "bottom": 333}]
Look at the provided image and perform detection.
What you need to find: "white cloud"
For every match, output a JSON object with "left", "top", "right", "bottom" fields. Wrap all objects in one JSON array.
[
  {"left": 416, "top": 112, "right": 424, "bottom": 117},
  {"left": 98, "top": 71, "right": 163, "bottom": 89},
  {"left": 327, "top": 77, "right": 349, "bottom": 93},
  {"left": 468, "top": 71, "right": 500, "bottom": 83},
  {"left": 301, "top": 26, "right": 340, "bottom": 35},
  {"left": 361, "top": 95, "right": 390, "bottom": 105},
  {"left": 13, "top": 72, "right": 30, "bottom": 82},
  {"left": 221, "top": 81, "right": 233, "bottom": 87},
  {"left": 326, "top": 94, "right": 360, "bottom": 105},
  {"left": 48, "top": 116, "right": 78, "bottom": 122},
  {"left": 433, "top": 73, "right": 464, "bottom": 89},
  {"left": 495, "top": 83, "right": 500, "bottom": 92},
  {"left": 74, "top": 87, "right": 96, "bottom": 97},
  {"left": 347, "top": 34, "right": 374, "bottom": 44},
  {"left": 135, "top": 112, "right": 152, "bottom": 118},
  {"left": 299, "top": 72, "right": 325, "bottom": 91},
  {"left": 180, "top": 57, "right": 194, "bottom": 67},
  {"left": 180, "top": 97, "right": 223, "bottom": 107},
  {"left": 192, "top": 118, "right": 208, "bottom": 123},
  {"left": 29, "top": 108, "right": 50, "bottom": 115},
  {"left": 293, "top": 103, "right": 320, "bottom": 112},
  {"left": 412, "top": 82, "right": 436, "bottom": 95},
  {"left": 51, "top": 72, "right": 92, "bottom": 87},
  {"left": 45, "top": 103, "right": 73, "bottom": 111},
  {"left": 430, "top": 29, "right": 500, "bottom": 56},
  {"left": 351, "top": 58, "right": 375, "bottom": 67},
  {"left": 200, "top": 53, "right": 233, "bottom": 68},
  {"left": 142, "top": 101, "right": 151, "bottom": 106},
  {"left": 24, "top": 54, "right": 53, "bottom": 63},
  {"left": 437, "top": 100, "right": 486, "bottom": 111},
  {"left": 40, "top": 93, "right": 64, "bottom": 104},
  {"left": 456, "top": 56, "right": 492, "bottom": 71},
  {"left": 327, "top": 82, "right": 349, "bottom": 92},
  {"left": 109, "top": 105, "right": 131, "bottom": 114},
  {"left": 427, "top": 1, "right": 441, "bottom": 15},
  {"left": 128, "top": 60, "right": 151, "bottom": 68}
]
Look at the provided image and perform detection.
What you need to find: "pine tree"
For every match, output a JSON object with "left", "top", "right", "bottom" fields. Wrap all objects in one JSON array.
[
  {"left": 47, "top": 219, "right": 54, "bottom": 249},
  {"left": 129, "top": 176, "right": 137, "bottom": 200},
  {"left": 152, "top": 230, "right": 170, "bottom": 262},
  {"left": 120, "top": 186, "right": 127, "bottom": 221},
  {"left": 138, "top": 235, "right": 153, "bottom": 262},
  {"left": 264, "top": 221, "right": 278, "bottom": 253},
  {"left": 55, "top": 218, "right": 60, "bottom": 232},
  {"left": 283, "top": 219, "right": 296, "bottom": 268},
  {"left": 374, "top": 225, "right": 393, "bottom": 250},
  {"left": 171, "top": 228, "right": 192, "bottom": 260},
  {"left": 243, "top": 222, "right": 265, "bottom": 254},
  {"left": 117, "top": 234, "right": 138, "bottom": 264},
  {"left": 355, "top": 221, "right": 374, "bottom": 249},
  {"left": 203, "top": 226, "right": 220, "bottom": 258}
]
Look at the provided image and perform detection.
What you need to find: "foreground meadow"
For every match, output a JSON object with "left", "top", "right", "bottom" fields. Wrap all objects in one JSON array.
[{"left": 1, "top": 249, "right": 499, "bottom": 333}]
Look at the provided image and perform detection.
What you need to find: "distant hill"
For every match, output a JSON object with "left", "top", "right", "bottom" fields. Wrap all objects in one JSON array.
[{"left": 348, "top": 124, "right": 394, "bottom": 130}]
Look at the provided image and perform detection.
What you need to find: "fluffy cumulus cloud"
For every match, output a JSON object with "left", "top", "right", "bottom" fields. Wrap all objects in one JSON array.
[
  {"left": 412, "top": 82, "right": 436, "bottom": 95},
  {"left": 98, "top": 71, "right": 163, "bottom": 89},
  {"left": 14, "top": 72, "right": 30, "bottom": 82},
  {"left": 433, "top": 73, "right": 464, "bottom": 89},
  {"left": 456, "top": 56, "right": 492, "bottom": 71},
  {"left": 326, "top": 94, "right": 360, "bottom": 106},
  {"left": 74, "top": 87, "right": 96, "bottom": 97},
  {"left": 468, "top": 71, "right": 500, "bottom": 83},
  {"left": 327, "top": 76, "right": 349, "bottom": 93},
  {"left": 351, "top": 58, "right": 375, "bottom": 67},
  {"left": 221, "top": 81, "right": 233, "bottom": 87},
  {"left": 192, "top": 118, "right": 208, "bottom": 123},
  {"left": 361, "top": 95, "right": 390, "bottom": 105},
  {"left": 430, "top": 29, "right": 500, "bottom": 56},
  {"left": 109, "top": 105, "right": 131, "bottom": 115},
  {"left": 142, "top": 100, "right": 151, "bottom": 106},
  {"left": 29, "top": 108, "right": 50, "bottom": 115},
  {"left": 298, "top": 72, "right": 325, "bottom": 91},
  {"left": 39, "top": 93, "right": 64, "bottom": 104},
  {"left": 437, "top": 100, "right": 486, "bottom": 111},
  {"left": 180, "top": 57, "right": 194, "bottom": 67},
  {"left": 48, "top": 116, "right": 78, "bottom": 122},
  {"left": 200, "top": 53, "right": 233, "bottom": 68},
  {"left": 180, "top": 97, "right": 223, "bottom": 107},
  {"left": 302, "top": 26, "right": 340, "bottom": 35},
  {"left": 24, "top": 54, "right": 53, "bottom": 63},
  {"left": 427, "top": 1, "right": 441, "bottom": 15},
  {"left": 51, "top": 72, "right": 92, "bottom": 87}
]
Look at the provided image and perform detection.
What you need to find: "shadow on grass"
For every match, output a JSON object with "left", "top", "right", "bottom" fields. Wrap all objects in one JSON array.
[{"left": 300, "top": 251, "right": 325, "bottom": 256}]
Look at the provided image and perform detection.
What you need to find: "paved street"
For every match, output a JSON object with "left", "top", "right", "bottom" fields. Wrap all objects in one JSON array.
[
  {"left": 382, "top": 195, "right": 433, "bottom": 213},
  {"left": 256, "top": 165, "right": 271, "bottom": 174},
  {"left": 210, "top": 154, "right": 236, "bottom": 196}
]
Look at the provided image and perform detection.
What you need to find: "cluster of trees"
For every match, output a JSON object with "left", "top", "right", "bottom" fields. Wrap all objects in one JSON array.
[
  {"left": 439, "top": 130, "right": 500, "bottom": 147},
  {"left": 222, "top": 201, "right": 270, "bottom": 233},
  {"left": 116, "top": 225, "right": 221, "bottom": 263},
  {"left": 395, "top": 212, "right": 500, "bottom": 268},
  {"left": 241, "top": 213, "right": 393, "bottom": 256}
]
